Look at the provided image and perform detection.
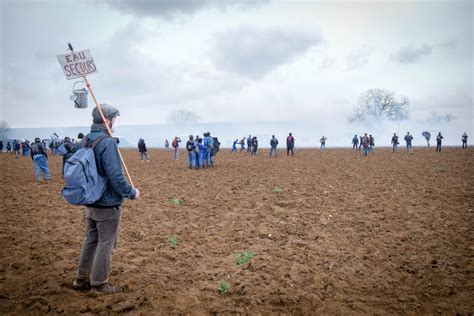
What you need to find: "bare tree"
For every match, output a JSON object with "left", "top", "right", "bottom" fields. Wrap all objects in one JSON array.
[
  {"left": 167, "top": 109, "right": 200, "bottom": 124},
  {"left": 0, "top": 121, "right": 9, "bottom": 141},
  {"left": 348, "top": 89, "right": 409, "bottom": 124},
  {"left": 427, "top": 109, "right": 456, "bottom": 123}
]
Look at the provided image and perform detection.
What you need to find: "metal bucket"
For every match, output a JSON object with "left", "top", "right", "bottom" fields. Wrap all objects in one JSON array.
[{"left": 70, "top": 81, "right": 88, "bottom": 108}]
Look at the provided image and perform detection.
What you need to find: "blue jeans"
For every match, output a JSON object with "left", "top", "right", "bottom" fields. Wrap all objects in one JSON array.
[
  {"left": 33, "top": 154, "right": 51, "bottom": 180},
  {"left": 187, "top": 151, "right": 195, "bottom": 168},
  {"left": 76, "top": 206, "right": 121, "bottom": 286},
  {"left": 392, "top": 144, "right": 397, "bottom": 152},
  {"left": 406, "top": 143, "right": 412, "bottom": 152},
  {"left": 195, "top": 152, "right": 201, "bottom": 168},
  {"left": 204, "top": 149, "right": 211, "bottom": 167},
  {"left": 173, "top": 148, "right": 179, "bottom": 160},
  {"left": 363, "top": 146, "right": 369, "bottom": 156}
]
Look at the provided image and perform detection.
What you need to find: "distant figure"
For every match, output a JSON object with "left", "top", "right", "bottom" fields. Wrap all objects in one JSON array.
[
  {"left": 239, "top": 137, "right": 246, "bottom": 152},
  {"left": 14, "top": 141, "right": 20, "bottom": 158},
  {"left": 164, "top": 139, "right": 169, "bottom": 149},
  {"left": 246, "top": 135, "right": 252, "bottom": 153},
  {"left": 369, "top": 134, "right": 375, "bottom": 153},
  {"left": 231, "top": 139, "right": 238, "bottom": 153},
  {"left": 251, "top": 137, "right": 258, "bottom": 156},
  {"left": 0, "top": 140, "right": 3, "bottom": 152},
  {"left": 138, "top": 138, "right": 149, "bottom": 162},
  {"left": 30, "top": 137, "right": 51, "bottom": 181},
  {"left": 6, "top": 142, "right": 11, "bottom": 153},
  {"left": 203, "top": 132, "right": 213, "bottom": 167},
  {"left": 404, "top": 132, "right": 414, "bottom": 154},
  {"left": 286, "top": 133, "right": 295, "bottom": 156},
  {"left": 61, "top": 137, "right": 75, "bottom": 175},
  {"left": 195, "top": 138, "right": 205, "bottom": 169},
  {"left": 359, "top": 135, "right": 363, "bottom": 150},
  {"left": 352, "top": 135, "right": 359, "bottom": 150},
  {"left": 436, "top": 132, "right": 444, "bottom": 152},
  {"left": 320, "top": 136, "right": 327, "bottom": 150},
  {"left": 422, "top": 131, "right": 431, "bottom": 147},
  {"left": 186, "top": 135, "right": 196, "bottom": 169},
  {"left": 172, "top": 137, "right": 181, "bottom": 160},
  {"left": 391, "top": 133, "right": 399, "bottom": 153},
  {"left": 461, "top": 132, "right": 468, "bottom": 149},
  {"left": 269, "top": 135, "right": 279, "bottom": 157},
  {"left": 74, "top": 133, "right": 85, "bottom": 152},
  {"left": 361, "top": 133, "right": 370, "bottom": 156}
]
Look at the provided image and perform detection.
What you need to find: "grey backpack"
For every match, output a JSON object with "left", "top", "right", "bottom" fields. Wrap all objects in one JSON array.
[{"left": 62, "top": 136, "right": 108, "bottom": 205}]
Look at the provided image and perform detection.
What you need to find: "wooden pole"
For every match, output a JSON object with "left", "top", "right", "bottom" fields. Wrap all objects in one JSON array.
[
  {"left": 67, "top": 43, "right": 134, "bottom": 187},
  {"left": 83, "top": 76, "right": 135, "bottom": 187}
]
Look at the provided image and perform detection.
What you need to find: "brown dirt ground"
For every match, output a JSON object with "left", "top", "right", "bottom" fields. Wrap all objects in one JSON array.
[{"left": 0, "top": 147, "right": 473, "bottom": 315}]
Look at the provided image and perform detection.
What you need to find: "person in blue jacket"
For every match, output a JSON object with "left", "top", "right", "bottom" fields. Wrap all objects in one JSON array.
[{"left": 231, "top": 139, "right": 238, "bottom": 153}]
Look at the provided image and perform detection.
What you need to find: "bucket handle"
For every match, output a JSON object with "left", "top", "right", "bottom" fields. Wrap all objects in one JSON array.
[{"left": 73, "top": 80, "right": 85, "bottom": 91}]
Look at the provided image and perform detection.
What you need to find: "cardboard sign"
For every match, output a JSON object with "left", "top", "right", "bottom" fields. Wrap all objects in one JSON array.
[{"left": 57, "top": 49, "right": 98, "bottom": 80}]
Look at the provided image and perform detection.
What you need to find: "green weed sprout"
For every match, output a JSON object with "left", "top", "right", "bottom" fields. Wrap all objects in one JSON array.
[
  {"left": 217, "top": 281, "right": 230, "bottom": 295},
  {"left": 236, "top": 250, "right": 255, "bottom": 266},
  {"left": 169, "top": 235, "right": 178, "bottom": 248},
  {"left": 170, "top": 198, "right": 183, "bottom": 205},
  {"left": 273, "top": 187, "right": 284, "bottom": 193}
]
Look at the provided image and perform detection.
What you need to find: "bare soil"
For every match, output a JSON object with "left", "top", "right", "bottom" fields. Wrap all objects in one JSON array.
[{"left": 0, "top": 147, "right": 473, "bottom": 315}]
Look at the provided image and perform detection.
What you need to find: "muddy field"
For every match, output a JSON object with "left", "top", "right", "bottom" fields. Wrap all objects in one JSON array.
[{"left": 0, "top": 147, "right": 473, "bottom": 315}]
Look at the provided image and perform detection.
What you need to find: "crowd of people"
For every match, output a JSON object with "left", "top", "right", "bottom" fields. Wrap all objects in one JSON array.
[{"left": 0, "top": 105, "right": 471, "bottom": 296}]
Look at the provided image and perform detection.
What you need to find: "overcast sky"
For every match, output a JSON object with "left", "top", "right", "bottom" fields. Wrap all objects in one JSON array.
[{"left": 0, "top": 0, "right": 472, "bottom": 129}]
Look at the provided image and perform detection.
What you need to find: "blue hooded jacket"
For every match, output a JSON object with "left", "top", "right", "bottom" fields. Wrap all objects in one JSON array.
[{"left": 86, "top": 124, "right": 136, "bottom": 208}]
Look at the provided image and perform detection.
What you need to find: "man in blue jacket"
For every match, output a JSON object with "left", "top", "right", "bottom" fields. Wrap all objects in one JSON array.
[{"left": 73, "top": 103, "right": 140, "bottom": 295}]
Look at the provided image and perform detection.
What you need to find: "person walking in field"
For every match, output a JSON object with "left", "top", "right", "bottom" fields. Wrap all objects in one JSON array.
[
  {"left": 391, "top": 133, "right": 399, "bottom": 153},
  {"left": 196, "top": 137, "right": 206, "bottom": 169},
  {"left": 269, "top": 135, "right": 279, "bottom": 157},
  {"left": 239, "top": 137, "right": 246, "bottom": 152},
  {"left": 72, "top": 103, "right": 140, "bottom": 295},
  {"left": 251, "top": 136, "right": 258, "bottom": 155},
  {"left": 138, "top": 138, "right": 149, "bottom": 162},
  {"left": 404, "top": 132, "right": 414, "bottom": 153},
  {"left": 30, "top": 137, "right": 51, "bottom": 181},
  {"left": 186, "top": 135, "right": 196, "bottom": 169},
  {"left": 286, "top": 133, "right": 295, "bottom": 156},
  {"left": 246, "top": 135, "right": 252, "bottom": 153},
  {"left": 61, "top": 137, "right": 75, "bottom": 175},
  {"left": 320, "top": 136, "right": 327, "bottom": 150},
  {"left": 369, "top": 134, "right": 375, "bottom": 153},
  {"left": 358, "top": 135, "right": 363, "bottom": 151},
  {"left": 436, "top": 132, "right": 444, "bottom": 152},
  {"left": 462, "top": 132, "right": 468, "bottom": 149},
  {"left": 6, "top": 142, "right": 11, "bottom": 153},
  {"left": 361, "top": 133, "right": 370, "bottom": 156},
  {"left": 352, "top": 135, "right": 359, "bottom": 150},
  {"left": 231, "top": 139, "right": 238, "bottom": 153},
  {"left": 172, "top": 137, "right": 181, "bottom": 160}
]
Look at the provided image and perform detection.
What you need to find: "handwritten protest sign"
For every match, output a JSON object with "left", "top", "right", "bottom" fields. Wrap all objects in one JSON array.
[{"left": 57, "top": 49, "right": 98, "bottom": 80}]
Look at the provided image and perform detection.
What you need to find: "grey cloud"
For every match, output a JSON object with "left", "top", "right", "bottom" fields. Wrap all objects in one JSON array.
[
  {"left": 104, "top": 0, "right": 268, "bottom": 19},
  {"left": 346, "top": 48, "right": 370, "bottom": 71},
  {"left": 211, "top": 26, "right": 323, "bottom": 78},
  {"left": 319, "top": 56, "right": 336, "bottom": 70},
  {"left": 390, "top": 44, "right": 432, "bottom": 64}
]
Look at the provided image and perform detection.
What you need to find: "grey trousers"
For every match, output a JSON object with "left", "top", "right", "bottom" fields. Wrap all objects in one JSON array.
[{"left": 76, "top": 206, "right": 121, "bottom": 286}]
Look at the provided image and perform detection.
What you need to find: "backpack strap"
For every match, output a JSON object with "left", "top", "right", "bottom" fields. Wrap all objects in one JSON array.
[{"left": 89, "top": 135, "right": 109, "bottom": 149}]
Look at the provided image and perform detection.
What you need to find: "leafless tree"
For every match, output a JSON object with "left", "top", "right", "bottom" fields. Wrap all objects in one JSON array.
[
  {"left": 348, "top": 89, "right": 409, "bottom": 124},
  {"left": 167, "top": 109, "right": 200, "bottom": 124},
  {"left": 427, "top": 109, "right": 456, "bottom": 123}
]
